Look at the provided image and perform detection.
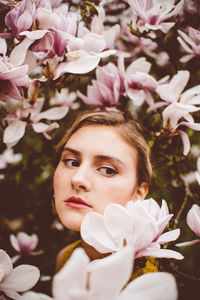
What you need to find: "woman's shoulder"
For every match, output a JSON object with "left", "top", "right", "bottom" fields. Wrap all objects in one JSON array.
[{"left": 56, "top": 239, "right": 82, "bottom": 272}]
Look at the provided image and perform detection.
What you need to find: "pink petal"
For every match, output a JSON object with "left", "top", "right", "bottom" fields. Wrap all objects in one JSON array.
[
  {"left": 187, "top": 204, "right": 200, "bottom": 236},
  {"left": 176, "top": 239, "right": 200, "bottom": 247},
  {"left": 177, "top": 130, "right": 190, "bottom": 156}
]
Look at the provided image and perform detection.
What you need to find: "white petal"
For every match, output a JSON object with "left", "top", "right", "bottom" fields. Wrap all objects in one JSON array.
[
  {"left": 10, "top": 38, "right": 34, "bottom": 67},
  {"left": 37, "top": 106, "right": 68, "bottom": 121},
  {"left": 138, "top": 247, "right": 184, "bottom": 260},
  {"left": 120, "top": 272, "right": 178, "bottom": 300},
  {"left": 157, "top": 229, "right": 180, "bottom": 244},
  {"left": 104, "top": 204, "right": 131, "bottom": 248},
  {"left": 52, "top": 248, "right": 89, "bottom": 299},
  {"left": 0, "top": 250, "right": 13, "bottom": 277},
  {"left": 3, "top": 121, "right": 26, "bottom": 147},
  {"left": 89, "top": 246, "right": 134, "bottom": 296},
  {"left": 21, "top": 291, "right": 53, "bottom": 300},
  {"left": 81, "top": 212, "right": 118, "bottom": 253},
  {"left": 55, "top": 55, "right": 100, "bottom": 77},
  {"left": 2, "top": 265, "right": 40, "bottom": 291}
]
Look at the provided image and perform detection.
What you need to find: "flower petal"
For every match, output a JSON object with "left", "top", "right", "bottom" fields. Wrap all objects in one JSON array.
[
  {"left": 3, "top": 121, "right": 26, "bottom": 148},
  {"left": 81, "top": 212, "right": 118, "bottom": 253},
  {"left": 89, "top": 246, "right": 134, "bottom": 296},
  {"left": 2, "top": 265, "right": 40, "bottom": 292},
  {"left": 120, "top": 272, "right": 178, "bottom": 300},
  {"left": 52, "top": 248, "right": 89, "bottom": 299}
]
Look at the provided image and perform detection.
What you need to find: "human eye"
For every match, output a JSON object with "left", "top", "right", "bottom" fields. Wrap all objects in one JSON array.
[
  {"left": 62, "top": 158, "right": 80, "bottom": 168},
  {"left": 98, "top": 166, "right": 117, "bottom": 177}
]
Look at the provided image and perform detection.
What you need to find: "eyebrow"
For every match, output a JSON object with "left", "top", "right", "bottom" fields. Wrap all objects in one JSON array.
[{"left": 62, "top": 147, "right": 125, "bottom": 167}]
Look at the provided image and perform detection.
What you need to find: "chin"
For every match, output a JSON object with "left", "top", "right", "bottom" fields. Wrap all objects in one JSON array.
[{"left": 60, "top": 217, "right": 82, "bottom": 232}]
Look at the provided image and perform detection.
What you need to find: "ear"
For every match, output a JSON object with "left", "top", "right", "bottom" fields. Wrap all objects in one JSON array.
[{"left": 133, "top": 182, "right": 148, "bottom": 202}]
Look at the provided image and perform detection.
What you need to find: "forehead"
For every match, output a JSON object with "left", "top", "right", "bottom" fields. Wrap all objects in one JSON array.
[{"left": 64, "top": 125, "right": 137, "bottom": 163}]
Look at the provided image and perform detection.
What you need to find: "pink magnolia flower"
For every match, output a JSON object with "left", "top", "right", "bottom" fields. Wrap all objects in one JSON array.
[
  {"left": 81, "top": 200, "right": 183, "bottom": 260},
  {"left": 0, "top": 56, "right": 29, "bottom": 101},
  {"left": 4, "top": 0, "right": 51, "bottom": 39},
  {"left": 88, "top": 6, "right": 120, "bottom": 49},
  {"left": 123, "top": 57, "right": 158, "bottom": 106},
  {"left": 126, "top": 0, "right": 184, "bottom": 33},
  {"left": 77, "top": 60, "right": 122, "bottom": 107},
  {"left": 0, "top": 249, "right": 40, "bottom": 299},
  {"left": 36, "top": 5, "right": 77, "bottom": 35},
  {"left": 10, "top": 232, "right": 43, "bottom": 263},
  {"left": 161, "top": 102, "right": 200, "bottom": 155},
  {"left": 177, "top": 27, "right": 200, "bottom": 62},
  {"left": 156, "top": 70, "right": 200, "bottom": 106},
  {"left": 176, "top": 204, "right": 200, "bottom": 247},
  {"left": 3, "top": 97, "right": 68, "bottom": 148}
]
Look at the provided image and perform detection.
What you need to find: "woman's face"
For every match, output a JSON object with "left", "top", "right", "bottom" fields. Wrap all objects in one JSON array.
[{"left": 54, "top": 125, "right": 148, "bottom": 231}]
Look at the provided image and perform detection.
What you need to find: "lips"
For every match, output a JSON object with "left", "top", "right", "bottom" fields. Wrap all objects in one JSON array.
[{"left": 64, "top": 196, "right": 92, "bottom": 209}]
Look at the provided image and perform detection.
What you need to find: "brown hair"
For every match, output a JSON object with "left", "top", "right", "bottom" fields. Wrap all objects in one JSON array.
[{"left": 56, "top": 110, "right": 152, "bottom": 186}]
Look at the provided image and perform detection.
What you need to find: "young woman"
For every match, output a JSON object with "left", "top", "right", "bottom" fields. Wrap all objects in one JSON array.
[{"left": 53, "top": 109, "right": 153, "bottom": 270}]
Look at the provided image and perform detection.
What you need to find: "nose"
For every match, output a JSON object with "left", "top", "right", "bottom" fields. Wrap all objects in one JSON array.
[{"left": 71, "top": 164, "right": 91, "bottom": 192}]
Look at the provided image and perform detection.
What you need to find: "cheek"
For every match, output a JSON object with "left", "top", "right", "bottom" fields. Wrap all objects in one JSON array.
[
  {"left": 53, "top": 166, "right": 66, "bottom": 193},
  {"left": 100, "top": 175, "right": 136, "bottom": 206}
]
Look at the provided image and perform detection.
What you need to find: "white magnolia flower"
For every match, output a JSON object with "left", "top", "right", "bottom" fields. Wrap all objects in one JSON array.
[
  {"left": 81, "top": 200, "right": 183, "bottom": 260},
  {"left": 52, "top": 246, "right": 178, "bottom": 300},
  {"left": 0, "top": 249, "right": 40, "bottom": 299}
]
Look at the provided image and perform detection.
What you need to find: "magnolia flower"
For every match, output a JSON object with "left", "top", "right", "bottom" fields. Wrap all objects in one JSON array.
[
  {"left": 5, "top": 0, "right": 37, "bottom": 39},
  {"left": 176, "top": 204, "right": 200, "bottom": 247},
  {"left": 3, "top": 97, "right": 68, "bottom": 148},
  {"left": 177, "top": 27, "right": 200, "bottom": 63},
  {"left": 52, "top": 247, "right": 178, "bottom": 300},
  {"left": 161, "top": 102, "right": 200, "bottom": 155},
  {"left": 0, "top": 56, "right": 29, "bottom": 101},
  {"left": 81, "top": 200, "right": 183, "bottom": 260},
  {"left": 53, "top": 33, "right": 116, "bottom": 77},
  {"left": 126, "top": 0, "right": 184, "bottom": 33},
  {"left": 156, "top": 70, "right": 200, "bottom": 106},
  {"left": 122, "top": 57, "right": 158, "bottom": 106},
  {"left": 85, "top": 6, "right": 120, "bottom": 49},
  {"left": 77, "top": 60, "right": 122, "bottom": 107},
  {"left": 0, "top": 149, "right": 22, "bottom": 169},
  {"left": 10, "top": 232, "right": 43, "bottom": 263},
  {"left": 36, "top": 5, "right": 77, "bottom": 35},
  {"left": 0, "top": 249, "right": 40, "bottom": 299}
]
